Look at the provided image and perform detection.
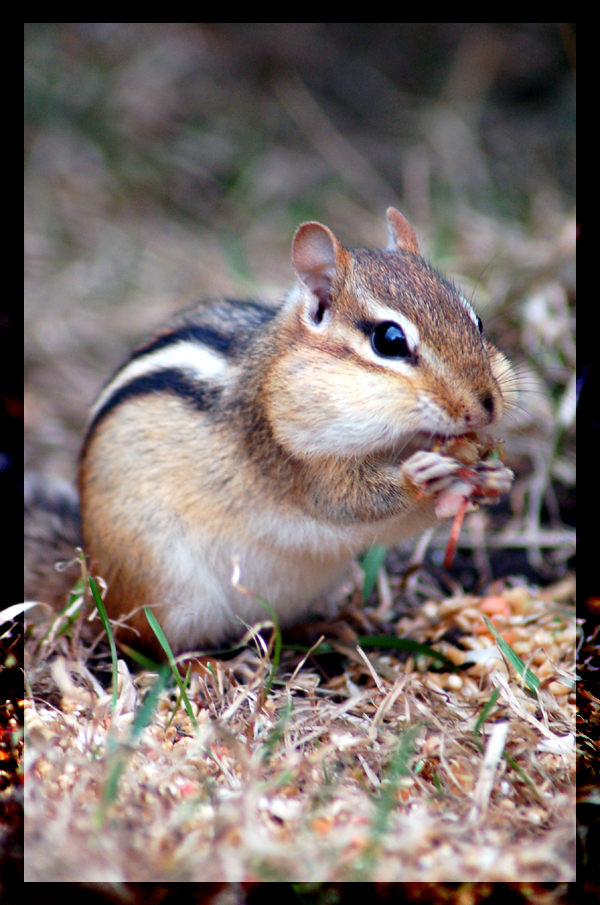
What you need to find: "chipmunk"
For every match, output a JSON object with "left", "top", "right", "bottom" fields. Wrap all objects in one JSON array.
[{"left": 65, "top": 208, "right": 515, "bottom": 656}]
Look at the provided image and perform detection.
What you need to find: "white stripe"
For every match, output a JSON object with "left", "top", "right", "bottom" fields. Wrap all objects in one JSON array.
[{"left": 89, "top": 341, "right": 228, "bottom": 421}]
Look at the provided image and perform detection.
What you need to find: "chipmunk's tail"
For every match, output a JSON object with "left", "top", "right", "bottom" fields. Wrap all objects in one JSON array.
[{"left": 24, "top": 476, "right": 83, "bottom": 609}]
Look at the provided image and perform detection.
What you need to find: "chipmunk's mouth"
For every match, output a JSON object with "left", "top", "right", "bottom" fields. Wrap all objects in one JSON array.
[{"left": 388, "top": 430, "right": 501, "bottom": 467}]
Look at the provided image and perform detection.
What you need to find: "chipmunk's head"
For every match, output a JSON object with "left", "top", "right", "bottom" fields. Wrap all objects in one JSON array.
[{"left": 266, "top": 208, "right": 516, "bottom": 459}]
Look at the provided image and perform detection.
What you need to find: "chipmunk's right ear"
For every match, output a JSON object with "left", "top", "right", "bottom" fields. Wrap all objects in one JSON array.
[
  {"left": 292, "top": 222, "right": 347, "bottom": 326},
  {"left": 386, "top": 207, "right": 420, "bottom": 255}
]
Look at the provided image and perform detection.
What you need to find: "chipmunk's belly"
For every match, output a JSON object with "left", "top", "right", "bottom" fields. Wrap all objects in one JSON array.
[{"left": 155, "top": 504, "right": 439, "bottom": 650}]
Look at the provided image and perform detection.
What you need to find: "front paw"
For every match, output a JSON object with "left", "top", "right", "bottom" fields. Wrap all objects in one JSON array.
[
  {"left": 433, "top": 459, "right": 514, "bottom": 518},
  {"left": 402, "top": 450, "right": 463, "bottom": 495},
  {"left": 403, "top": 449, "right": 514, "bottom": 517},
  {"left": 469, "top": 460, "right": 514, "bottom": 498}
]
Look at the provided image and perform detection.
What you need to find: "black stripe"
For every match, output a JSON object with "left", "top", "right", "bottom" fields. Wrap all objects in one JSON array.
[
  {"left": 132, "top": 324, "right": 235, "bottom": 359},
  {"left": 81, "top": 369, "right": 221, "bottom": 456},
  {"left": 130, "top": 301, "right": 277, "bottom": 361}
]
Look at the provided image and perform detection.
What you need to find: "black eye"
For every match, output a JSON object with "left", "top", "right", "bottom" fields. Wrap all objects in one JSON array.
[
  {"left": 372, "top": 322, "right": 410, "bottom": 358},
  {"left": 476, "top": 315, "right": 483, "bottom": 333}
]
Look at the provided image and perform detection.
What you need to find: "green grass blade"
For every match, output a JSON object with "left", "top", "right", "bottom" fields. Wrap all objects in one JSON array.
[
  {"left": 256, "top": 597, "right": 282, "bottom": 696},
  {"left": 360, "top": 544, "right": 387, "bottom": 603},
  {"left": 144, "top": 608, "right": 199, "bottom": 731},
  {"left": 89, "top": 576, "right": 118, "bottom": 711},
  {"left": 483, "top": 615, "right": 540, "bottom": 693}
]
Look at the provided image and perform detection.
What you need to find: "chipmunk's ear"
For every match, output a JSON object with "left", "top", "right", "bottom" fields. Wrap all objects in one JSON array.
[
  {"left": 292, "top": 222, "right": 349, "bottom": 326},
  {"left": 386, "top": 207, "right": 420, "bottom": 255}
]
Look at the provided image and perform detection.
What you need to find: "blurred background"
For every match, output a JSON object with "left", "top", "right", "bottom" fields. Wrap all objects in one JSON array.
[{"left": 24, "top": 23, "right": 576, "bottom": 582}]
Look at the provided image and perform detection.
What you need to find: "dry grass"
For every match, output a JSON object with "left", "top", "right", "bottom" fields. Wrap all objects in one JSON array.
[{"left": 25, "top": 569, "right": 575, "bottom": 882}]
